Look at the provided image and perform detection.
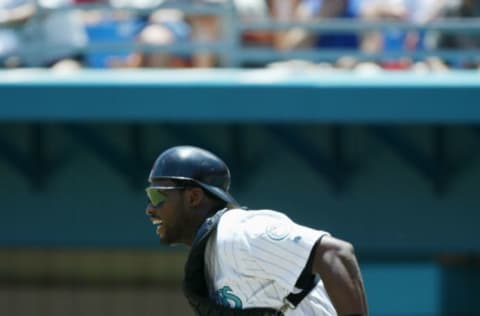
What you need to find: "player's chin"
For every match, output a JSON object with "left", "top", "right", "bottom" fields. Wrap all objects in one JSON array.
[
  {"left": 157, "top": 226, "right": 178, "bottom": 245},
  {"left": 157, "top": 230, "right": 172, "bottom": 245},
  {"left": 157, "top": 231, "right": 167, "bottom": 243},
  {"left": 157, "top": 223, "right": 170, "bottom": 241}
]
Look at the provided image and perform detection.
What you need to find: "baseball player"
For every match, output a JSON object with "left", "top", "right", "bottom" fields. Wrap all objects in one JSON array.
[{"left": 145, "top": 145, "right": 368, "bottom": 316}]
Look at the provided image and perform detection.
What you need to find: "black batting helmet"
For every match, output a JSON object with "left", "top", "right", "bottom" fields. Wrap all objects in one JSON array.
[{"left": 149, "top": 146, "right": 239, "bottom": 207}]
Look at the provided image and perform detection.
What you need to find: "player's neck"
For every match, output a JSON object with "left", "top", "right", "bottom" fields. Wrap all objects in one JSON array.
[{"left": 182, "top": 208, "right": 211, "bottom": 246}]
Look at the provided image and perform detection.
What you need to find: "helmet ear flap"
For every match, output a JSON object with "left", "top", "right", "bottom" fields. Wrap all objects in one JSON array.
[{"left": 149, "top": 146, "right": 239, "bottom": 207}]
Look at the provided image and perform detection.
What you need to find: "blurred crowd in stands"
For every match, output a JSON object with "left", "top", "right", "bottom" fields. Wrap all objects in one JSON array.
[{"left": 0, "top": 0, "right": 479, "bottom": 70}]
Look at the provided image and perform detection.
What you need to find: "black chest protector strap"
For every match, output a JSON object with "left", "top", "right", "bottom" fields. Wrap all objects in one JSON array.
[
  {"left": 182, "top": 209, "right": 318, "bottom": 316},
  {"left": 282, "top": 242, "right": 320, "bottom": 311}
]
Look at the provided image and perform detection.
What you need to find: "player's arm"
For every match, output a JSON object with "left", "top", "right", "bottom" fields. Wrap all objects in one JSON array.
[{"left": 312, "top": 235, "right": 368, "bottom": 316}]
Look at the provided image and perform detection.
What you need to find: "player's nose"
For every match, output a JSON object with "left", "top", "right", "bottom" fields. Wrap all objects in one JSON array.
[{"left": 145, "top": 204, "right": 154, "bottom": 216}]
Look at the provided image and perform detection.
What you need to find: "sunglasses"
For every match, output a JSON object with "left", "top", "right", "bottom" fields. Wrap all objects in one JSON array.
[{"left": 145, "top": 186, "right": 185, "bottom": 207}]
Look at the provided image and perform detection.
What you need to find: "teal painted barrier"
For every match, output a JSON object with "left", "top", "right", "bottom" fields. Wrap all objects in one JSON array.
[{"left": 0, "top": 70, "right": 480, "bottom": 123}]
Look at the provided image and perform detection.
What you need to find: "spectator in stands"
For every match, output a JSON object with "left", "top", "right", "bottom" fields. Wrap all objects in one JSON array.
[
  {"left": 100, "top": 0, "right": 191, "bottom": 68},
  {"left": 436, "top": 0, "right": 480, "bottom": 69},
  {"left": 189, "top": 0, "right": 271, "bottom": 67},
  {"left": 0, "top": 0, "right": 35, "bottom": 67},
  {"left": 29, "top": 0, "right": 88, "bottom": 69},
  {"left": 136, "top": 8, "right": 192, "bottom": 68},
  {"left": 95, "top": 8, "right": 191, "bottom": 68},
  {"left": 0, "top": 0, "right": 87, "bottom": 69},
  {"left": 103, "top": 0, "right": 270, "bottom": 68},
  {"left": 274, "top": 0, "right": 360, "bottom": 62},
  {"left": 357, "top": 0, "right": 446, "bottom": 70}
]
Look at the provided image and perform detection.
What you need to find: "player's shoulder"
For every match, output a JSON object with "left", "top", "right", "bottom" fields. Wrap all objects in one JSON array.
[
  {"left": 218, "top": 208, "right": 293, "bottom": 239},
  {"left": 220, "top": 208, "right": 291, "bottom": 226}
]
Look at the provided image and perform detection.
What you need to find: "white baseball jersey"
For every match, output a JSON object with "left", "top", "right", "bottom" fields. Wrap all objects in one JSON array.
[{"left": 204, "top": 208, "right": 337, "bottom": 315}]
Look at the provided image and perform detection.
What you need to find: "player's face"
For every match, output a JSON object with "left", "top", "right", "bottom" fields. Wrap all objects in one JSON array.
[{"left": 145, "top": 179, "right": 188, "bottom": 245}]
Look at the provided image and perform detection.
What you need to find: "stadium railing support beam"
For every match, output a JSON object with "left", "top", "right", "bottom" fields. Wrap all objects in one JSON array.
[
  {"left": 0, "top": 125, "right": 67, "bottom": 190},
  {"left": 63, "top": 124, "right": 147, "bottom": 189},
  {"left": 368, "top": 126, "right": 450, "bottom": 195},
  {"left": 266, "top": 125, "right": 352, "bottom": 194}
]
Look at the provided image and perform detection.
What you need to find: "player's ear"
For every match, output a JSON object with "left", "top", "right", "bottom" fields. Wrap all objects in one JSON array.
[{"left": 185, "top": 187, "right": 205, "bottom": 208}]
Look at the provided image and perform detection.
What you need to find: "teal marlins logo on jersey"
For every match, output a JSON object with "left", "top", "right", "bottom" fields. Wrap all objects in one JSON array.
[{"left": 215, "top": 286, "right": 243, "bottom": 308}]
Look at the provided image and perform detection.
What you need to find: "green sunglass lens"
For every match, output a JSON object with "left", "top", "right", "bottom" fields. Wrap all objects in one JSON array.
[{"left": 146, "top": 189, "right": 166, "bottom": 207}]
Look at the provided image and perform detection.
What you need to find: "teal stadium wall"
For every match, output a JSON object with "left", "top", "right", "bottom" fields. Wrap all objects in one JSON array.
[{"left": 1, "top": 70, "right": 479, "bottom": 316}]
